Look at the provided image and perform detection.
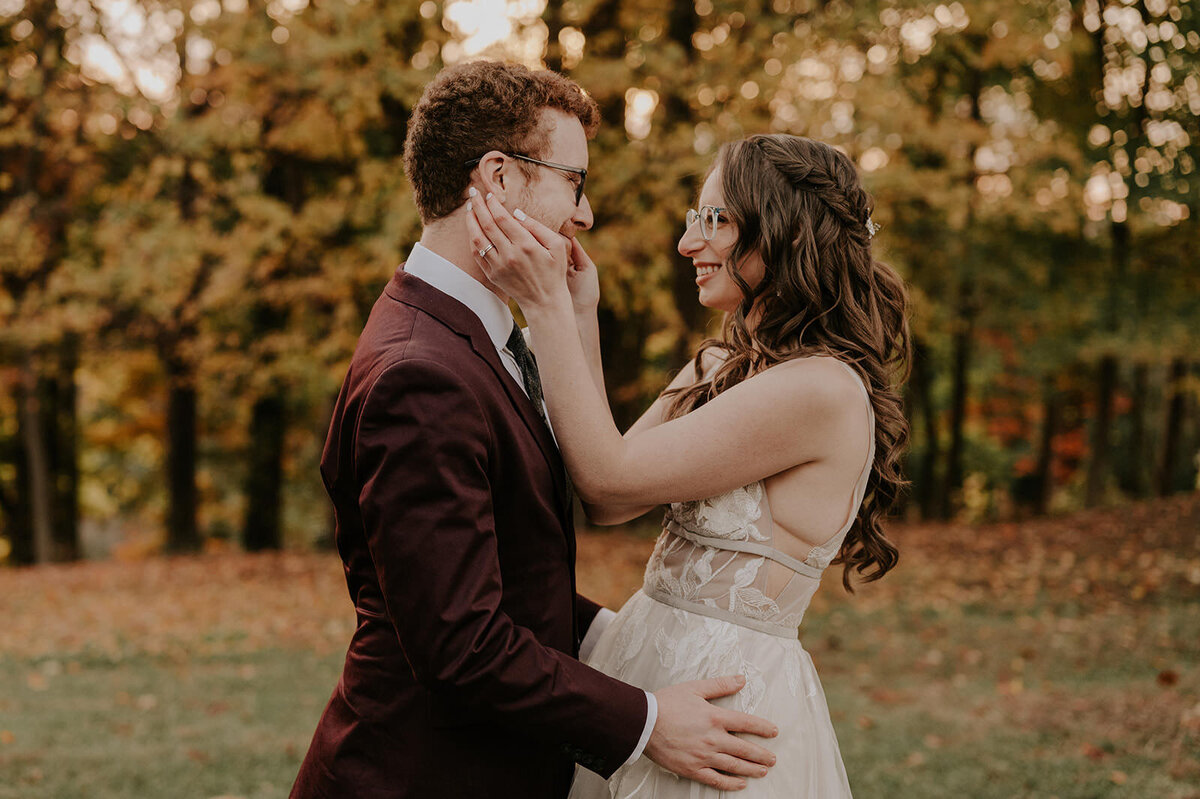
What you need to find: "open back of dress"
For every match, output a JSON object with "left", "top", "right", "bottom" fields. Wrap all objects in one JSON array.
[{"left": 644, "top": 357, "right": 877, "bottom": 639}]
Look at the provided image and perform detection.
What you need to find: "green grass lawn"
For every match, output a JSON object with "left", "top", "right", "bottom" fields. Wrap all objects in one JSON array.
[
  {"left": 0, "top": 649, "right": 342, "bottom": 799},
  {"left": 2, "top": 495, "right": 1198, "bottom": 798}
]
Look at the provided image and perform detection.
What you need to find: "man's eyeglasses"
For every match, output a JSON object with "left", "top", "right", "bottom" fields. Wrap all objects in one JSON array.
[
  {"left": 464, "top": 153, "right": 587, "bottom": 206},
  {"left": 686, "top": 205, "right": 727, "bottom": 241}
]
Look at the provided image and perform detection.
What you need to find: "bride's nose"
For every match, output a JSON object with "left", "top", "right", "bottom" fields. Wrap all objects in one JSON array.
[{"left": 678, "top": 218, "right": 704, "bottom": 257}]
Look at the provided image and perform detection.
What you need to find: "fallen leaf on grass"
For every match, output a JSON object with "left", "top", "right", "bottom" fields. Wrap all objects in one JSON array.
[
  {"left": 997, "top": 678, "right": 1024, "bottom": 695},
  {"left": 868, "top": 688, "right": 905, "bottom": 705},
  {"left": 0, "top": 730, "right": 14, "bottom": 745},
  {"left": 903, "top": 751, "right": 926, "bottom": 767},
  {"left": 1157, "top": 669, "right": 1179, "bottom": 687},
  {"left": 1110, "top": 770, "right": 1128, "bottom": 785},
  {"left": 1080, "top": 742, "right": 1106, "bottom": 761}
]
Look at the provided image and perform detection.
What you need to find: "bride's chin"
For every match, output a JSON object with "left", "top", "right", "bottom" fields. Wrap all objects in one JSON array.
[{"left": 697, "top": 292, "right": 735, "bottom": 313}]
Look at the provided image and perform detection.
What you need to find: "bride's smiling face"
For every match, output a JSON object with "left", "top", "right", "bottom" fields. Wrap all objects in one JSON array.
[{"left": 677, "top": 166, "right": 767, "bottom": 314}]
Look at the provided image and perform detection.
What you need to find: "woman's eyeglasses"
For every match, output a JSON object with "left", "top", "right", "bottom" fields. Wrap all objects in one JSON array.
[{"left": 686, "top": 205, "right": 727, "bottom": 241}]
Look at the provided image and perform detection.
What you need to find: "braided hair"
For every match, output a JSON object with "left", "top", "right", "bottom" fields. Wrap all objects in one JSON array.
[{"left": 664, "top": 134, "right": 911, "bottom": 592}]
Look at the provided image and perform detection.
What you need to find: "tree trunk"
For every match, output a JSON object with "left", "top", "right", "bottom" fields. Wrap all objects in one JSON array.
[
  {"left": 1121, "top": 361, "right": 1150, "bottom": 497},
  {"left": 938, "top": 62, "right": 982, "bottom": 521},
  {"left": 242, "top": 392, "right": 286, "bottom": 551},
  {"left": 581, "top": 0, "right": 628, "bottom": 128},
  {"left": 9, "top": 381, "right": 35, "bottom": 565},
  {"left": 1189, "top": 362, "right": 1200, "bottom": 491},
  {"left": 19, "top": 365, "right": 54, "bottom": 564},
  {"left": 1158, "top": 357, "right": 1187, "bottom": 497},
  {"left": 909, "top": 337, "right": 940, "bottom": 519},
  {"left": 597, "top": 306, "right": 651, "bottom": 430},
  {"left": 50, "top": 338, "right": 80, "bottom": 560},
  {"left": 1085, "top": 355, "right": 1118, "bottom": 506},
  {"left": 543, "top": 0, "right": 565, "bottom": 72},
  {"left": 662, "top": 0, "right": 706, "bottom": 365},
  {"left": 894, "top": 387, "right": 915, "bottom": 518},
  {"left": 1033, "top": 377, "right": 1058, "bottom": 516},
  {"left": 165, "top": 357, "right": 200, "bottom": 553},
  {"left": 939, "top": 307, "right": 972, "bottom": 520}
]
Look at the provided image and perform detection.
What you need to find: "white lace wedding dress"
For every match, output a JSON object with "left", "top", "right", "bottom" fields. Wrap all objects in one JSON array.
[{"left": 570, "top": 358, "right": 875, "bottom": 799}]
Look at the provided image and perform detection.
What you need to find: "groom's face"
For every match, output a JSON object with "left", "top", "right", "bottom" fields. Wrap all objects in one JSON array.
[{"left": 512, "top": 109, "right": 594, "bottom": 241}]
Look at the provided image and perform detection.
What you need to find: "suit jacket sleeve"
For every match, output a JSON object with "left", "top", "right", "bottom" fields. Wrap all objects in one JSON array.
[
  {"left": 576, "top": 594, "right": 603, "bottom": 639},
  {"left": 355, "top": 358, "right": 647, "bottom": 776}
]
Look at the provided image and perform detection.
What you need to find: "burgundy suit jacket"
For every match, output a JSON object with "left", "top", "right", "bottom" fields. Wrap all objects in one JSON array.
[{"left": 290, "top": 267, "right": 647, "bottom": 799}]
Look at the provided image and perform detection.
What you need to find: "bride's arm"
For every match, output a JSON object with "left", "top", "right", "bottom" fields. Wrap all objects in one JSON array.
[
  {"left": 568, "top": 239, "right": 693, "bottom": 524},
  {"left": 581, "top": 355, "right": 710, "bottom": 525},
  {"left": 469, "top": 193, "right": 857, "bottom": 506},
  {"left": 563, "top": 238, "right": 650, "bottom": 523}
]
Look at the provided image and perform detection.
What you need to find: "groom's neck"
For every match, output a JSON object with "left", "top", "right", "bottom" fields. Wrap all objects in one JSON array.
[{"left": 417, "top": 213, "right": 509, "bottom": 302}]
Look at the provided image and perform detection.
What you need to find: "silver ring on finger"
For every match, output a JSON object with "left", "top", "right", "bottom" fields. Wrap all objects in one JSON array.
[{"left": 478, "top": 242, "right": 495, "bottom": 259}]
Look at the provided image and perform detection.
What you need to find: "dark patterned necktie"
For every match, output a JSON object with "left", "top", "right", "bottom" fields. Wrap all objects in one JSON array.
[
  {"left": 506, "top": 321, "right": 573, "bottom": 506},
  {"left": 506, "top": 322, "right": 548, "bottom": 428}
]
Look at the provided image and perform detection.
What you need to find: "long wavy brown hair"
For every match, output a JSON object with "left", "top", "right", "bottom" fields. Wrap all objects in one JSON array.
[{"left": 664, "top": 134, "right": 911, "bottom": 592}]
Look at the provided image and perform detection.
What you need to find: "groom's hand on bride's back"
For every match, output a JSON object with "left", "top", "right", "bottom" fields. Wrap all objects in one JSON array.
[{"left": 645, "top": 674, "right": 778, "bottom": 791}]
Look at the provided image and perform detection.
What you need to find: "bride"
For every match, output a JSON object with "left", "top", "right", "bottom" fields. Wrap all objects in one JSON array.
[{"left": 468, "top": 133, "right": 910, "bottom": 797}]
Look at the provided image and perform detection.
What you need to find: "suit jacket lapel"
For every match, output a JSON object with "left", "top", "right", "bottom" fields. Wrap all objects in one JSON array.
[{"left": 385, "top": 268, "right": 570, "bottom": 509}]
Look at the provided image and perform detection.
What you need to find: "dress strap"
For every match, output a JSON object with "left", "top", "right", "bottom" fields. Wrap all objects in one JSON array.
[
  {"left": 664, "top": 518, "right": 825, "bottom": 580},
  {"left": 642, "top": 587, "right": 802, "bottom": 639}
]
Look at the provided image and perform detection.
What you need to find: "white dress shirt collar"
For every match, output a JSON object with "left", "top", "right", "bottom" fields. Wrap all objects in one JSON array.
[{"left": 403, "top": 242, "right": 515, "bottom": 352}]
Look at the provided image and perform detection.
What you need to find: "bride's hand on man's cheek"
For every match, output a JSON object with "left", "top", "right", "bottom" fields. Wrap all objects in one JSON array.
[
  {"left": 565, "top": 238, "right": 601, "bottom": 311},
  {"left": 467, "top": 188, "right": 570, "bottom": 304}
]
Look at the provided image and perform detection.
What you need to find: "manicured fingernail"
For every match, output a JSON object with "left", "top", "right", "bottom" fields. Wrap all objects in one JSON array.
[
  {"left": 485, "top": 192, "right": 493, "bottom": 200},
  {"left": 468, "top": 186, "right": 478, "bottom": 197},
  {"left": 514, "top": 208, "right": 527, "bottom": 221},
  {"left": 759, "top": 767, "right": 768, "bottom": 777}
]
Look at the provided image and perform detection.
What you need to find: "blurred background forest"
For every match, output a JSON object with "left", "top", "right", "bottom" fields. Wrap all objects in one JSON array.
[{"left": 2, "top": 0, "right": 1198, "bottom": 565}]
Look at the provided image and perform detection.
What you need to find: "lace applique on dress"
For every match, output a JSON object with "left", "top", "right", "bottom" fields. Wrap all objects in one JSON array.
[
  {"left": 611, "top": 590, "right": 653, "bottom": 664},
  {"left": 669, "top": 482, "right": 767, "bottom": 542}
]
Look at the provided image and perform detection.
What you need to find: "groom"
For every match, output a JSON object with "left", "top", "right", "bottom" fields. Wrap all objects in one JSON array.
[{"left": 290, "top": 61, "right": 777, "bottom": 799}]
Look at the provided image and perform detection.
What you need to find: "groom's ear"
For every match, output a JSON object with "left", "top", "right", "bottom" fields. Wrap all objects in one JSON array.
[{"left": 472, "top": 151, "right": 509, "bottom": 204}]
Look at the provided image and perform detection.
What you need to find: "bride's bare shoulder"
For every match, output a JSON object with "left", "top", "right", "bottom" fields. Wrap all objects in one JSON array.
[
  {"left": 666, "top": 347, "right": 729, "bottom": 388},
  {"left": 695, "top": 347, "right": 730, "bottom": 378},
  {"left": 757, "top": 355, "right": 866, "bottom": 408}
]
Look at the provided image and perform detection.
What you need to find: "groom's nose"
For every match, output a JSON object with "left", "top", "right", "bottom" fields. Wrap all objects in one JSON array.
[{"left": 570, "top": 193, "right": 594, "bottom": 231}]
